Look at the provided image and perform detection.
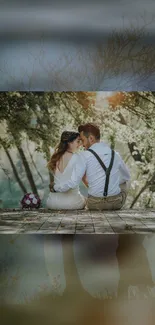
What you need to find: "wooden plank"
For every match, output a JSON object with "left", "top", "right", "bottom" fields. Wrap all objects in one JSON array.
[{"left": 0, "top": 209, "right": 155, "bottom": 234}]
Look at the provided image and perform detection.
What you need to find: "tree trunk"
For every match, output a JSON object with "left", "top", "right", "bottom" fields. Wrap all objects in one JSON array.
[
  {"left": 43, "top": 143, "right": 54, "bottom": 182},
  {"left": 130, "top": 172, "right": 155, "bottom": 208},
  {"left": 130, "top": 182, "right": 148, "bottom": 208},
  {"left": 118, "top": 113, "right": 143, "bottom": 162},
  {"left": 17, "top": 146, "right": 38, "bottom": 195},
  {"left": 26, "top": 140, "right": 44, "bottom": 184},
  {"left": 4, "top": 147, "right": 27, "bottom": 194},
  {"left": 127, "top": 141, "right": 143, "bottom": 162}
]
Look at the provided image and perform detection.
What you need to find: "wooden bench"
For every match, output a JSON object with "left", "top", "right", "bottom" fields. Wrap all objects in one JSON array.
[{"left": 0, "top": 208, "right": 155, "bottom": 234}]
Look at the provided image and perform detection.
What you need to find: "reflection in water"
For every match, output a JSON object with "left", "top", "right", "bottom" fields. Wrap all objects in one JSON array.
[{"left": 0, "top": 234, "right": 155, "bottom": 324}]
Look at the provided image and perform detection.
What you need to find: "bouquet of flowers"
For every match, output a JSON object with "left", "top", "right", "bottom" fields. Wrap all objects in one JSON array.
[{"left": 21, "top": 193, "right": 41, "bottom": 209}]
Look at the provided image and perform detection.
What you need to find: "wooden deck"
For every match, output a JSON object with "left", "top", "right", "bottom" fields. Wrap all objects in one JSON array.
[{"left": 0, "top": 208, "right": 155, "bottom": 234}]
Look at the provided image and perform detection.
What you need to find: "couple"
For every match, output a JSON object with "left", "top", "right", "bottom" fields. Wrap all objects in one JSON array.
[{"left": 46, "top": 123, "right": 130, "bottom": 210}]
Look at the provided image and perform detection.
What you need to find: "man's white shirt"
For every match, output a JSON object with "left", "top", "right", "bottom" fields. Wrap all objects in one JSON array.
[{"left": 54, "top": 141, "right": 130, "bottom": 197}]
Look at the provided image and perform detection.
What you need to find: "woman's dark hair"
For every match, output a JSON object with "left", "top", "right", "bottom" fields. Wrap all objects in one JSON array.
[
  {"left": 78, "top": 123, "right": 100, "bottom": 140},
  {"left": 47, "top": 131, "right": 80, "bottom": 172}
]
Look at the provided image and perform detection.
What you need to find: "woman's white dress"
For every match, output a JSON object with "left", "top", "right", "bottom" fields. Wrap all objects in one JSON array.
[{"left": 46, "top": 154, "right": 86, "bottom": 210}]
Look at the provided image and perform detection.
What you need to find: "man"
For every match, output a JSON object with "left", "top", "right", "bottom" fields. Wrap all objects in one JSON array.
[{"left": 53, "top": 123, "right": 130, "bottom": 210}]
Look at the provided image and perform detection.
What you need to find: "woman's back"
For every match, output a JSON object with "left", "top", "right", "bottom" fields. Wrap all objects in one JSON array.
[
  {"left": 46, "top": 130, "right": 86, "bottom": 210},
  {"left": 47, "top": 153, "right": 86, "bottom": 210},
  {"left": 55, "top": 152, "right": 73, "bottom": 175},
  {"left": 54, "top": 153, "right": 78, "bottom": 188}
]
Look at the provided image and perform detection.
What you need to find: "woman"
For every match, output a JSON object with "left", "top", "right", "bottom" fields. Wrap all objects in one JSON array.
[{"left": 46, "top": 131, "right": 87, "bottom": 210}]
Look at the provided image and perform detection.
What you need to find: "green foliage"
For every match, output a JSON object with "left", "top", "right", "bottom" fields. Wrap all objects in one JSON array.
[
  {"left": 0, "top": 92, "right": 93, "bottom": 206},
  {"left": 1, "top": 91, "right": 155, "bottom": 209},
  {"left": 95, "top": 91, "right": 155, "bottom": 208}
]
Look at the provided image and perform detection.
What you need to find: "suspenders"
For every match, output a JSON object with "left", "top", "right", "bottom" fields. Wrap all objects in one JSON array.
[{"left": 87, "top": 148, "right": 115, "bottom": 197}]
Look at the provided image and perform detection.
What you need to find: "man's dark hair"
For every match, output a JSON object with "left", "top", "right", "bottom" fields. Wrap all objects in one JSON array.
[{"left": 78, "top": 123, "right": 100, "bottom": 140}]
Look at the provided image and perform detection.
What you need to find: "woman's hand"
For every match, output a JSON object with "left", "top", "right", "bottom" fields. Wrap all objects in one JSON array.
[
  {"left": 82, "top": 173, "right": 88, "bottom": 188},
  {"left": 49, "top": 182, "right": 55, "bottom": 192}
]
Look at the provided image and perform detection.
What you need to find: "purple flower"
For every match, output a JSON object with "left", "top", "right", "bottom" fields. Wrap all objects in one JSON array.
[{"left": 21, "top": 193, "right": 41, "bottom": 209}]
